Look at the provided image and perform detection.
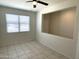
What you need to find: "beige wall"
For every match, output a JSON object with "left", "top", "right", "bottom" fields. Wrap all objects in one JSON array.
[
  {"left": 42, "top": 14, "right": 50, "bottom": 33},
  {"left": 42, "top": 8, "right": 76, "bottom": 39},
  {"left": 51, "top": 8, "right": 75, "bottom": 39},
  {"left": 36, "top": 0, "right": 78, "bottom": 59},
  {"left": 0, "top": 6, "right": 37, "bottom": 47}
]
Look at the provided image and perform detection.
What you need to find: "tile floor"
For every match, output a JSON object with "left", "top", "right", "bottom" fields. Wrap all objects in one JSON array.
[{"left": 0, "top": 41, "right": 68, "bottom": 59}]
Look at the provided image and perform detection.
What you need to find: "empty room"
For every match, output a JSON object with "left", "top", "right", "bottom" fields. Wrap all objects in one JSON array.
[{"left": 0, "top": 0, "right": 79, "bottom": 59}]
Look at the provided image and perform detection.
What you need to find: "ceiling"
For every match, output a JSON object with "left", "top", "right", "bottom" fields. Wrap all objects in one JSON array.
[{"left": 0, "top": 0, "right": 70, "bottom": 11}]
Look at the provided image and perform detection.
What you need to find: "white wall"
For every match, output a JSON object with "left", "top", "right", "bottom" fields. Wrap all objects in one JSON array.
[
  {"left": 36, "top": 0, "right": 78, "bottom": 59},
  {"left": 75, "top": 37, "right": 79, "bottom": 59},
  {"left": 75, "top": 1, "right": 79, "bottom": 59},
  {"left": 0, "top": 6, "right": 37, "bottom": 47}
]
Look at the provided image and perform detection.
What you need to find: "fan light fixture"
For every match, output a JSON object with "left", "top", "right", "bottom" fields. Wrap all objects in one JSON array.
[{"left": 26, "top": 0, "right": 48, "bottom": 8}]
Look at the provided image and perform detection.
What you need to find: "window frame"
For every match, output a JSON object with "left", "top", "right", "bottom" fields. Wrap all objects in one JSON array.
[
  {"left": 5, "top": 14, "right": 30, "bottom": 33},
  {"left": 19, "top": 15, "right": 30, "bottom": 32}
]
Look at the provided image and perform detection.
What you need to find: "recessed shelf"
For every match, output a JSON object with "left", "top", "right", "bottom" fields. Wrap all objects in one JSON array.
[{"left": 42, "top": 7, "right": 76, "bottom": 39}]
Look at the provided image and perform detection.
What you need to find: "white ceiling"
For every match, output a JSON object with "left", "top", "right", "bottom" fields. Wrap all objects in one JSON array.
[{"left": 0, "top": 0, "right": 69, "bottom": 11}]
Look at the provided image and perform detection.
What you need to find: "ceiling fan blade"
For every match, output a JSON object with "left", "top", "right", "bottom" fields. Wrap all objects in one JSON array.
[
  {"left": 26, "top": 1, "right": 33, "bottom": 2},
  {"left": 37, "top": 1, "right": 48, "bottom": 6},
  {"left": 33, "top": 0, "right": 37, "bottom": 1}
]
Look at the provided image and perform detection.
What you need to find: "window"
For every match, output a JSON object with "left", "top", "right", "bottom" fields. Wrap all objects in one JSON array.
[
  {"left": 6, "top": 14, "right": 30, "bottom": 33},
  {"left": 20, "top": 16, "right": 30, "bottom": 32}
]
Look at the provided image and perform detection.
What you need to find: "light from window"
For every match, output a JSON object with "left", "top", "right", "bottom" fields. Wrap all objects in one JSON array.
[
  {"left": 20, "top": 16, "right": 30, "bottom": 32},
  {"left": 6, "top": 14, "right": 19, "bottom": 33},
  {"left": 6, "top": 14, "right": 30, "bottom": 33}
]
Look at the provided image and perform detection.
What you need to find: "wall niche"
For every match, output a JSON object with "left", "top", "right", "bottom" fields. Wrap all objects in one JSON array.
[{"left": 42, "top": 7, "right": 76, "bottom": 39}]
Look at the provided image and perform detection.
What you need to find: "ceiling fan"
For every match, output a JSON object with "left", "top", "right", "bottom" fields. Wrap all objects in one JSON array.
[{"left": 26, "top": 0, "right": 48, "bottom": 8}]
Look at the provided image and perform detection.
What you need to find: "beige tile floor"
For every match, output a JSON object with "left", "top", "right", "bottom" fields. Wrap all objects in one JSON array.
[{"left": 0, "top": 41, "right": 69, "bottom": 59}]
